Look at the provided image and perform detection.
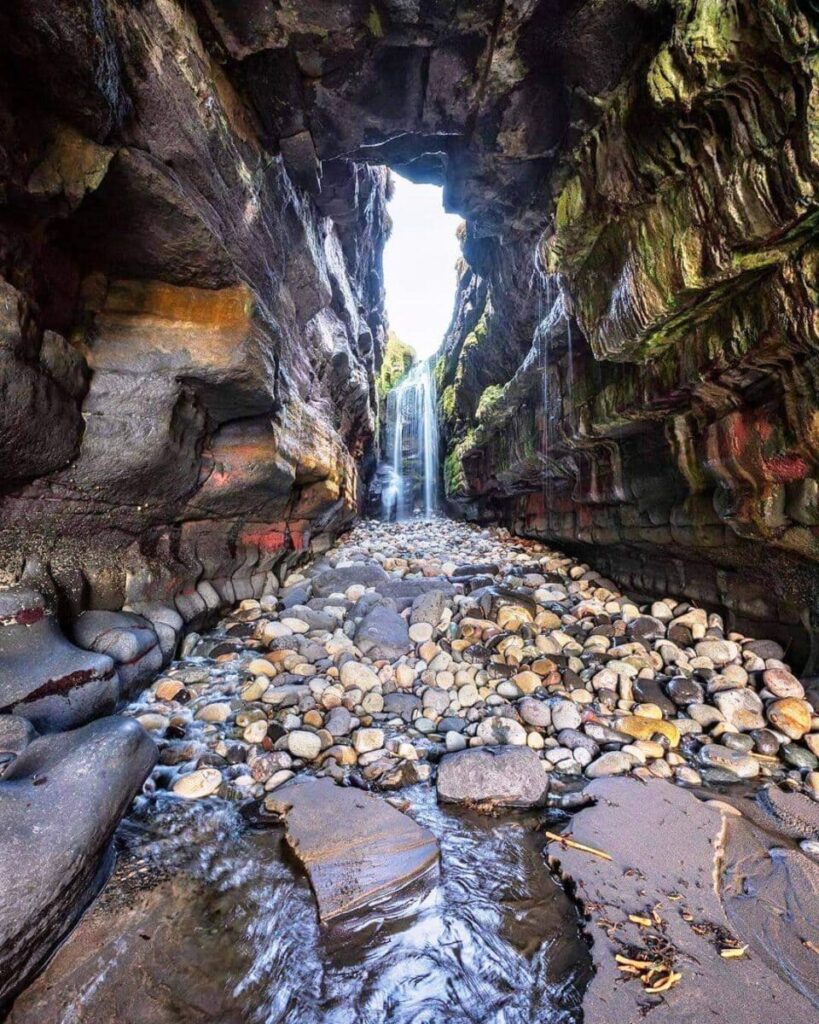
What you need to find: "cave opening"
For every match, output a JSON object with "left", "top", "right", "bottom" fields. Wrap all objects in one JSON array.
[{"left": 2, "top": 2, "right": 819, "bottom": 1020}]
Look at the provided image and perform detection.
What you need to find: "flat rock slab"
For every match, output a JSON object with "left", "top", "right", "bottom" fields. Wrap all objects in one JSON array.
[
  {"left": 547, "top": 778, "right": 817, "bottom": 1024},
  {"left": 437, "top": 745, "right": 550, "bottom": 810},
  {"left": 0, "top": 716, "right": 157, "bottom": 1005},
  {"left": 267, "top": 778, "right": 439, "bottom": 920}
]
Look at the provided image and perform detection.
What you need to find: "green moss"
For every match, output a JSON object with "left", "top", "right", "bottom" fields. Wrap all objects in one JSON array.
[
  {"left": 366, "top": 5, "right": 383, "bottom": 37},
  {"left": 377, "top": 330, "right": 415, "bottom": 397},
  {"left": 440, "top": 384, "right": 457, "bottom": 423},
  {"left": 443, "top": 429, "right": 476, "bottom": 498},
  {"left": 475, "top": 384, "right": 505, "bottom": 424}
]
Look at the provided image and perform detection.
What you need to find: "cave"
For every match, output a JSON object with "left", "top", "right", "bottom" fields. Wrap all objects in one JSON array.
[{"left": 1, "top": 2, "right": 819, "bottom": 1021}]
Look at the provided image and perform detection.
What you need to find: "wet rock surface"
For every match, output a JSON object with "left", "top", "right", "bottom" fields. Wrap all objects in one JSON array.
[
  {"left": 0, "top": 717, "right": 157, "bottom": 1006},
  {"left": 547, "top": 779, "right": 819, "bottom": 1024},
  {"left": 265, "top": 777, "right": 439, "bottom": 920}
]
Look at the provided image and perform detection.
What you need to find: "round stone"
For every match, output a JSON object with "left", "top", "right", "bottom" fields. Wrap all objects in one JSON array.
[
  {"left": 195, "top": 702, "right": 232, "bottom": 723},
  {"left": 353, "top": 727, "right": 385, "bottom": 753},
  {"left": 340, "top": 661, "right": 380, "bottom": 691},
  {"left": 750, "top": 728, "right": 780, "bottom": 756},
  {"left": 518, "top": 697, "right": 551, "bottom": 729},
  {"left": 586, "top": 751, "right": 632, "bottom": 779},
  {"left": 243, "top": 719, "right": 269, "bottom": 744},
  {"left": 767, "top": 698, "right": 812, "bottom": 740},
  {"left": 457, "top": 684, "right": 480, "bottom": 708},
  {"left": 695, "top": 639, "right": 739, "bottom": 667},
  {"left": 409, "top": 622, "right": 434, "bottom": 643},
  {"left": 173, "top": 768, "right": 222, "bottom": 799},
  {"left": 762, "top": 668, "right": 805, "bottom": 699},
  {"left": 713, "top": 689, "right": 766, "bottom": 732},
  {"left": 551, "top": 699, "right": 582, "bottom": 732},
  {"left": 476, "top": 716, "right": 527, "bottom": 746},
  {"left": 287, "top": 730, "right": 322, "bottom": 760}
]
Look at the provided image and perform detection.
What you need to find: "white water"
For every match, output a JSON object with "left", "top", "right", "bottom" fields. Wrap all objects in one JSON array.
[{"left": 383, "top": 358, "right": 440, "bottom": 519}]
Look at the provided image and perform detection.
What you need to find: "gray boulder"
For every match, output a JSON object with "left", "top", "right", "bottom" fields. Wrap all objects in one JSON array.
[
  {"left": 355, "top": 604, "right": 411, "bottom": 660},
  {"left": 71, "top": 609, "right": 163, "bottom": 697},
  {"left": 0, "top": 716, "right": 157, "bottom": 1004},
  {"left": 437, "top": 746, "right": 550, "bottom": 810}
]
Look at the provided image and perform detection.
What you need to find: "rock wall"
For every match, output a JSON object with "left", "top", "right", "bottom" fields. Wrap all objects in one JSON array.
[
  {"left": 439, "top": 0, "right": 819, "bottom": 668},
  {"left": 1, "top": 0, "right": 817, "bottom": 670},
  {"left": 0, "top": 0, "right": 388, "bottom": 623}
]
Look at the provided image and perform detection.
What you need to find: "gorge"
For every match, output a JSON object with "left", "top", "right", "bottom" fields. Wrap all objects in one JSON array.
[{"left": 1, "top": 1, "right": 819, "bottom": 1021}]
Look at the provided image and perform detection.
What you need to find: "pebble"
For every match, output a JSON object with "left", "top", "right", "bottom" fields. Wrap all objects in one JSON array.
[
  {"left": 287, "top": 731, "right": 322, "bottom": 760},
  {"left": 767, "top": 698, "right": 812, "bottom": 740},
  {"left": 118, "top": 516, "right": 817, "bottom": 818},
  {"left": 586, "top": 752, "right": 633, "bottom": 778},
  {"left": 173, "top": 768, "right": 222, "bottom": 799}
]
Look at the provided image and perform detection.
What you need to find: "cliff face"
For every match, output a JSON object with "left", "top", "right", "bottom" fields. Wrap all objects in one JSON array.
[
  {"left": 0, "top": 0, "right": 817, "bottom": 665},
  {"left": 439, "top": 0, "right": 819, "bottom": 666},
  {"left": 0, "top": 1, "right": 388, "bottom": 619}
]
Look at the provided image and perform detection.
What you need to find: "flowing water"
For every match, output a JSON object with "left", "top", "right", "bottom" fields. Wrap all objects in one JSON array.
[
  {"left": 13, "top": 782, "right": 591, "bottom": 1024},
  {"left": 383, "top": 359, "right": 440, "bottom": 520}
]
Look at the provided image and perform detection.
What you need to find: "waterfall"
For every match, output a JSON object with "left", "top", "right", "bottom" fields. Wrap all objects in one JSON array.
[{"left": 382, "top": 358, "right": 440, "bottom": 520}]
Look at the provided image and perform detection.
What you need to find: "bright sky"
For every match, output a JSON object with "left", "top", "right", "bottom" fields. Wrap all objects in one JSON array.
[{"left": 383, "top": 173, "right": 463, "bottom": 358}]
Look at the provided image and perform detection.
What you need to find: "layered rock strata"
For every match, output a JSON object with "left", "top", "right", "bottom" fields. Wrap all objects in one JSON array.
[
  {"left": 438, "top": 0, "right": 819, "bottom": 667},
  {"left": 0, "top": 0, "right": 388, "bottom": 626}
]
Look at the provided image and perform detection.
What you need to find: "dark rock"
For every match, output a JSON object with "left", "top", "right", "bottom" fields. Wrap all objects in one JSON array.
[
  {"left": 354, "top": 605, "right": 411, "bottom": 661},
  {"left": 409, "top": 589, "right": 447, "bottom": 626},
  {"left": 0, "top": 717, "right": 156, "bottom": 1004},
  {"left": 383, "top": 692, "right": 422, "bottom": 721},
  {"left": 0, "top": 587, "right": 120, "bottom": 732},
  {"left": 751, "top": 728, "right": 780, "bottom": 756},
  {"left": 631, "top": 677, "right": 676, "bottom": 716},
  {"left": 71, "top": 609, "right": 162, "bottom": 696},
  {"left": 666, "top": 676, "right": 705, "bottom": 706}
]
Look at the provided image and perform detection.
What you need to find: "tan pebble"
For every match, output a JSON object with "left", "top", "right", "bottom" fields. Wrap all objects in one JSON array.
[
  {"left": 155, "top": 679, "right": 184, "bottom": 702},
  {"left": 136, "top": 713, "right": 169, "bottom": 732},
  {"left": 240, "top": 680, "right": 268, "bottom": 702},
  {"left": 767, "top": 698, "right": 812, "bottom": 740},
  {"left": 395, "top": 663, "right": 416, "bottom": 688},
  {"left": 436, "top": 670, "right": 455, "bottom": 688},
  {"left": 419, "top": 640, "right": 440, "bottom": 662},
  {"left": 263, "top": 770, "right": 295, "bottom": 793},
  {"left": 339, "top": 661, "right": 380, "bottom": 691},
  {"left": 362, "top": 692, "right": 384, "bottom": 713},
  {"left": 196, "top": 702, "right": 232, "bottom": 723},
  {"left": 247, "top": 658, "right": 277, "bottom": 678},
  {"left": 353, "top": 727, "right": 384, "bottom": 754},
  {"left": 634, "top": 739, "right": 665, "bottom": 760},
  {"left": 409, "top": 622, "right": 434, "bottom": 643},
  {"left": 303, "top": 709, "right": 324, "bottom": 728},
  {"left": 243, "top": 719, "right": 269, "bottom": 744},
  {"left": 173, "top": 768, "right": 222, "bottom": 800}
]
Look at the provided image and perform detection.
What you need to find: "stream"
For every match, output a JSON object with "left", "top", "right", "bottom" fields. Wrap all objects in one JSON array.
[{"left": 10, "top": 780, "right": 590, "bottom": 1023}]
